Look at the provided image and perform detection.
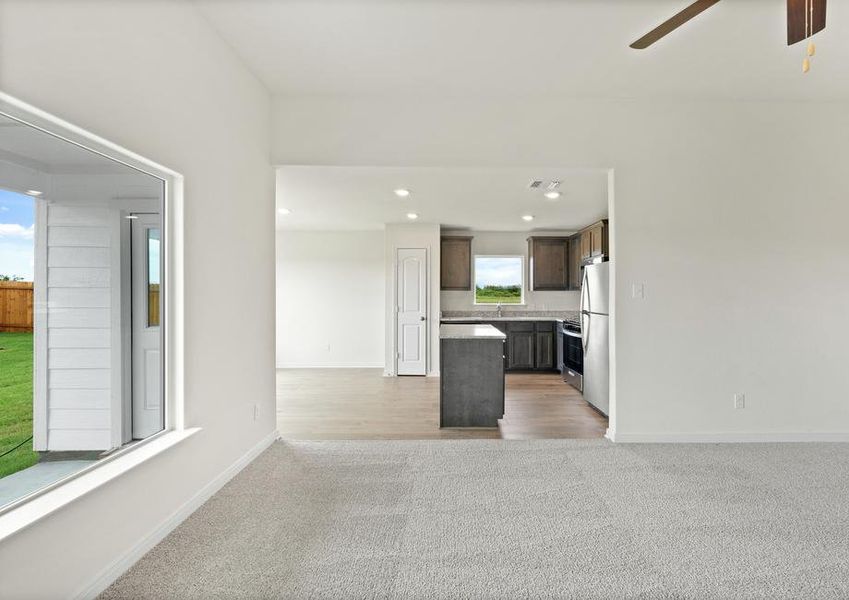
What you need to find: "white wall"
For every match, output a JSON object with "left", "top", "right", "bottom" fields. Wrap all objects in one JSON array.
[
  {"left": 0, "top": 2, "right": 275, "bottom": 597},
  {"left": 272, "top": 96, "right": 849, "bottom": 441},
  {"left": 384, "top": 223, "right": 441, "bottom": 376},
  {"left": 440, "top": 230, "right": 581, "bottom": 313},
  {"left": 276, "top": 230, "right": 384, "bottom": 368}
]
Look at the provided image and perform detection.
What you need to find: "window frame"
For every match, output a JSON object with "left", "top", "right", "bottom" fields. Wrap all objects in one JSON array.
[
  {"left": 473, "top": 254, "right": 526, "bottom": 306},
  {"left": 0, "top": 91, "right": 187, "bottom": 522}
]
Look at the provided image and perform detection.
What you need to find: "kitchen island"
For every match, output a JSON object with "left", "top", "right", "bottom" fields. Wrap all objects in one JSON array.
[{"left": 440, "top": 324, "right": 506, "bottom": 428}]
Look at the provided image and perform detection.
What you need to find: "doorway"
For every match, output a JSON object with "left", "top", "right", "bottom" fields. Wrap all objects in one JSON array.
[{"left": 395, "top": 247, "right": 427, "bottom": 376}]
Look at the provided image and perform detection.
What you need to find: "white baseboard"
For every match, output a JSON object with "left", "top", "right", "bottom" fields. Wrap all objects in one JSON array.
[
  {"left": 74, "top": 429, "right": 280, "bottom": 600},
  {"left": 608, "top": 431, "right": 849, "bottom": 443}
]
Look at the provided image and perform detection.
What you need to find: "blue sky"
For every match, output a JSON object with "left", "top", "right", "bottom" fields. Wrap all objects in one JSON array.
[
  {"left": 475, "top": 256, "right": 523, "bottom": 287},
  {"left": 0, "top": 189, "right": 35, "bottom": 280}
]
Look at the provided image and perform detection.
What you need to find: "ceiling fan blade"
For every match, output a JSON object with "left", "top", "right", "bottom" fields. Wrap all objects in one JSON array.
[
  {"left": 629, "top": 0, "right": 721, "bottom": 49},
  {"left": 787, "top": 0, "right": 826, "bottom": 45}
]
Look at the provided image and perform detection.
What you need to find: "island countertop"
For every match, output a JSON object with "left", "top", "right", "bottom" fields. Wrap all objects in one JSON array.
[{"left": 439, "top": 324, "right": 507, "bottom": 340}]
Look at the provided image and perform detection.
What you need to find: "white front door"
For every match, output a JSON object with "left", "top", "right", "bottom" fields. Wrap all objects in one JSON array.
[
  {"left": 396, "top": 248, "right": 427, "bottom": 376},
  {"left": 131, "top": 214, "right": 163, "bottom": 439}
]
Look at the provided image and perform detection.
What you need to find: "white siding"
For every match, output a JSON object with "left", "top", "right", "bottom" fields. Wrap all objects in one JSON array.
[{"left": 45, "top": 205, "right": 114, "bottom": 451}]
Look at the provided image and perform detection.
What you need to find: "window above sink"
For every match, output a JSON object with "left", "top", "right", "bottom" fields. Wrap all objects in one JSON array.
[{"left": 474, "top": 255, "right": 524, "bottom": 305}]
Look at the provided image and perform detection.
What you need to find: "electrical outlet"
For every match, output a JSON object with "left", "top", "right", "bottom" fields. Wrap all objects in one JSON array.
[
  {"left": 326, "top": 344, "right": 331, "bottom": 352},
  {"left": 631, "top": 283, "right": 646, "bottom": 300},
  {"left": 253, "top": 404, "right": 260, "bottom": 421},
  {"left": 734, "top": 393, "right": 746, "bottom": 410}
]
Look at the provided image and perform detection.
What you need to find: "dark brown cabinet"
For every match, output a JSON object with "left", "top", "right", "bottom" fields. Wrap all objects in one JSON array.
[
  {"left": 440, "top": 236, "right": 472, "bottom": 290},
  {"left": 534, "top": 323, "right": 555, "bottom": 370},
  {"left": 578, "top": 220, "right": 609, "bottom": 262},
  {"left": 447, "top": 320, "right": 557, "bottom": 372},
  {"left": 568, "top": 235, "right": 582, "bottom": 291},
  {"left": 527, "top": 236, "right": 569, "bottom": 291},
  {"left": 506, "top": 322, "right": 535, "bottom": 370},
  {"left": 506, "top": 321, "right": 555, "bottom": 371}
]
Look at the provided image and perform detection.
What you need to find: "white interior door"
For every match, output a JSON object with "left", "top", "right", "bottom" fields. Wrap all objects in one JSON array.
[
  {"left": 396, "top": 248, "right": 427, "bottom": 376},
  {"left": 131, "top": 214, "right": 163, "bottom": 438}
]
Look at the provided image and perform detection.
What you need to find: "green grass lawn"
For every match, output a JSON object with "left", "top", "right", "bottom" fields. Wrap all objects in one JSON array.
[{"left": 0, "top": 332, "right": 38, "bottom": 479}]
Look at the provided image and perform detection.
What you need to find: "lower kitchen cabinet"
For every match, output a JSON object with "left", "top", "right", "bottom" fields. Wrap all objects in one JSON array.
[
  {"left": 442, "top": 320, "right": 558, "bottom": 372},
  {"left": 507, "top": 322, "right": 556, "bottom": 372},
  {"left": 507, "top": 324, "right": 535, "bottom": 370},
  {"left": 535, "top": 328, "right": 555, "bottom": 370}
]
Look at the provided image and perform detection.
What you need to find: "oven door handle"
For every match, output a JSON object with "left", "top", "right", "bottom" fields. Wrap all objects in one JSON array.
[{"left": 563, "top": 329, "right": 582, "bottom": 339}]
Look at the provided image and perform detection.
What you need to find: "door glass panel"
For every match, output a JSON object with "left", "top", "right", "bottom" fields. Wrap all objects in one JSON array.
[{"left": 147, "top": 228, "right": 160, "bottom": 327}]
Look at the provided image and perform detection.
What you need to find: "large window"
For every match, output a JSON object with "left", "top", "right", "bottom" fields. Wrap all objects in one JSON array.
[
  {"left": 474, "top": 256, "right": 524, "bottom": 305},
  {"left": 0, "top": 106, "right": 167, "bottom": 512}
]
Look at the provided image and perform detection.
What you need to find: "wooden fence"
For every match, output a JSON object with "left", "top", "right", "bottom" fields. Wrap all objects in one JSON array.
[{"left": 0, "top": 281, "right": 34, "bottom": 333}]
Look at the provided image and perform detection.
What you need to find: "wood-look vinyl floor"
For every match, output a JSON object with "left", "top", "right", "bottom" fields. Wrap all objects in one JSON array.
[{"left": 277, "top": 369, "right": 608, "bottom": 440}]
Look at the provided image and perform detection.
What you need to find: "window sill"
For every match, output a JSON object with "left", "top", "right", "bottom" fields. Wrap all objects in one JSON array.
[
  {"left": 0, "top": 428, "right": 200, "bottom": 543},
  {"left": 472, "top": 304, "right": 526, "bottom": 307}
]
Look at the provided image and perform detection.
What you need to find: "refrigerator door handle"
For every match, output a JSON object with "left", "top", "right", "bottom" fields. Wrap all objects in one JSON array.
[
  {"left": 581, "top": 312, "right": 589, "bottom": 354},
  {"left": 580, "top": 268, "right": 588, "bottom": 315}
]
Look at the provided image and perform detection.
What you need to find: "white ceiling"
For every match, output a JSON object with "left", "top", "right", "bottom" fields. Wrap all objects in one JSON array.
[
  {"left": 275, "top": 166, "right": 608, "bottom": 231},
  {"left": 197, "top": 0, "right": 849, "bottom": 101}
]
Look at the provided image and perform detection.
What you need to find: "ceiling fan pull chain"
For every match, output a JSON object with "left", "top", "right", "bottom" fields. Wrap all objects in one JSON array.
[
  {"left": 807, "top": 0, "right": 817, "bottom": 57},
  {"left": 802, "top": 0, "right": 811, "bottom": 73}
]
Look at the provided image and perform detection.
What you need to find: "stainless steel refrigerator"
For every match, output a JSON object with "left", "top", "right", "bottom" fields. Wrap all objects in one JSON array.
[{"left": 580, "top": 262, "right": 610, "bottom": 416}]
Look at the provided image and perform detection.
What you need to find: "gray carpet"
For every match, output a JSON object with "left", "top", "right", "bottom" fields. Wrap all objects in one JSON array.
[{"left": 101, "top": 440, "right": 849, "bottom": 599}]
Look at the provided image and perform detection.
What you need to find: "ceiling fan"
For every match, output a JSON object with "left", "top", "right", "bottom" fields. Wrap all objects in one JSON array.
[{"left": 630, "top": 0, "right": 827, "bottom": 57}]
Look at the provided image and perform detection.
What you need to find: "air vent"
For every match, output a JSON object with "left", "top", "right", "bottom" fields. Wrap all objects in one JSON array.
[{"left": 527, "top": 180, "right": 543, "bottom": 189}]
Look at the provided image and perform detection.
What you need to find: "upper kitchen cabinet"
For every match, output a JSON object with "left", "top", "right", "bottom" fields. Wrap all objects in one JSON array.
[
  {"left": 528, "top": 236, "right": 569, "bottom": 291},
  {"left": 440, "top": 236, "right": 473, "bottom": 290},
  {"left": 579, "top": 219, "right": 609, "bottom": 262},
  {"left": 568, "top": 235, "right": 582, "bottom": 290}
]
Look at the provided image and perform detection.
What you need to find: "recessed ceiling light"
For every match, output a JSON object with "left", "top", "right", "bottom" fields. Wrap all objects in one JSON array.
[
  {"left": 278, "top": 208, "right": 291, "bottom": 215},
  {"left": 394, "top": 189, "right": 411, "bottom": 198},
  {"left": 522, "top": 215, "right": 534, "bottom": 222},
  {"left": 125, "top": 215, "right": 139, "bottom": 220},
  {"left": 543, "top": 191, "right": 561, "bottom": 200},
  {"left": 406, "top": 212, "right": 419, "bottom": 220},
  {"left": 26, "top": 190, "right": 43, "bottom": 196}
]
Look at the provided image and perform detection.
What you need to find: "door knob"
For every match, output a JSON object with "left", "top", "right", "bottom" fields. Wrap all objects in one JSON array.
[{"left": 420, "top": 316, "right": 427, "bottom": 321}]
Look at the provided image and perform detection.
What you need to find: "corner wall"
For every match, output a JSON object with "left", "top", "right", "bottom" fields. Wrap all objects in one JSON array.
[
  {"left": 276, "top": 230, "right": 385, "bottom": 368},
  {"left": 0, "top": 2, "right": 275, "bottom": 596},
  {"left": 384, "top": 223, "right": 441, "bottom": 376}
]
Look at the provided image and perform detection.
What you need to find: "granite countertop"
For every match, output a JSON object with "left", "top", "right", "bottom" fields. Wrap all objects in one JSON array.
[
  {"left": 440, "top": 310, "right": 580, "bottom": 324},
  {"left": 439, "top": 324, "right": 507, "bottom": 340}
]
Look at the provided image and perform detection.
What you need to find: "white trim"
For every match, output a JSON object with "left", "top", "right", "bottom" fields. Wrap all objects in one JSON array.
[
  {"left": 71, "top": 430, "right": 280, "bottom": 600},
  {"left": 32, "top": 198, "right": 49, "bottom": 450},
  {"left": 608, "top": 431, "right": 849, "bottom": 443},
  {"left": 0, "top": 92, "right": 186, "bottom": 508},
  {"left": 109, "top": 206, "right": 124, "bottom": 449},
  {"left": 0, "top": 428, "right": 200, "bottom": 543},
  {"left": 605, "top": 168, "right": 616, "bottom": 438}
]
